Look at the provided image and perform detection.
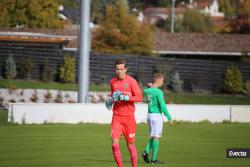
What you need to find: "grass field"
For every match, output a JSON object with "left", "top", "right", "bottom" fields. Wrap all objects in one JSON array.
[
  {"left": 166, "top": 92, "right": 250, "bottom": 105},
  {"left": 0, "top": 120, "right": 250, "bottom": 167},
  {"left": 0, "top": 79, "right": 109, "bottom": 92}
]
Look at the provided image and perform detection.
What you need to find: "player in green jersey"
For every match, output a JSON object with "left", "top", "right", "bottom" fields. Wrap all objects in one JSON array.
[{"left": 142, "top": 73, "right": 174, "bottom": 164}]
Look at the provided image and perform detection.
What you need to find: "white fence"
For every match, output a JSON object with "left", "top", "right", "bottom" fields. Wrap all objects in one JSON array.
[{"left": 8, "top": 103, "right": 250, "bottom": 124}]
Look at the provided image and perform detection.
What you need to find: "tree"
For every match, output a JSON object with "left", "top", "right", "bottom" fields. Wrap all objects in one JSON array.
[
  {"left": 59, "top": 0, "right": 79, "bottom": 9},
  {"left": 5, "top": 54, "right": 17, "bottom": 80},
  {"left": 91, "top": 0, "right": 102, "bottom": 23},
  {"left": 182, "top": 9, "right": 213, "bottom": 33},
  {"left": 92, "top": 4, "right": 128, "bottom": 54},
  {"left": 91, "top": 0, "right": 110, "bottom": 24},
  {"left": 165, "top": 14, "right": 184, "bottom": 32},
  {"left": 170, "top": 71, "right": 183, "bottom": 93},
  {"left": 92, "top": 0, "right": 153, "bottom": 55},
  {"left": 236, "top": 0, "right": 250, "bottom": 17},
  {"left": 59, "top": 56, "right": 76, "bottom": 83},
  {"left": 0, "top": 0, "right": 63, "bottom": 28},
  {"left": 147, "top": 0, "right": 170, "bottom": 7},
  {"left": 219, "top": 0, "right": 234, "bottom": 18},
  {"left": 41, "top": 59, "right": 55, "bottom": 82},
  {"left": 17, "top": 59, "right": 33, "bottom": 80},
  {"left": 229, "top": 0, "right": 250, "bottom": 34},
  {"left": 128, "top": 0, "right": 188, "bottom": 9},
  {"left": 128, "top": 0, "right": 144, "bottom": 9},
  {"left": 126, "top": 22, "right": 154, "bottom": 55},
  {"left": 224, "top": 66, "right": 243, "bottom": 94}
]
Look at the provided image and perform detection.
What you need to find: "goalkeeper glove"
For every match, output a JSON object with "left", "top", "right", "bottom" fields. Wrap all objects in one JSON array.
[
  {"left": 112, "top": 91, "right": 130, "bottom": 101},
  {"left": 119, "top": 94, "right": 130, "bottom": 101},
  {"left": 105, "top": 96, "right": 113, "bottom": 110},
  {"left": 112, "top": 91, "right": 122, "bottom": 101}
]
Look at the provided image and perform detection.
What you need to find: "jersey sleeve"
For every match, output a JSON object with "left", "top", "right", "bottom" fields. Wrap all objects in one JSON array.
[
  {"left": 157, "top": 90, "right": 172, "bottom": 121},
  {"left": 129, "top": 79, "right": 142, "bottom": 102}
]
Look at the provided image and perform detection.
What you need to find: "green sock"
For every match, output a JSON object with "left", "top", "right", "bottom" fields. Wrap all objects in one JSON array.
[
  {"left": 145, "top": 138, "right": 154, "bottom": 154},
  {"left": 152, "top": 139, "right": 159, "bottom": 161}
]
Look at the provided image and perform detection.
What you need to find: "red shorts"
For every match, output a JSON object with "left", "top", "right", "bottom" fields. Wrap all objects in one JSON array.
[{"left": 111, "top": 115, "right": 136, "bottom": 143}]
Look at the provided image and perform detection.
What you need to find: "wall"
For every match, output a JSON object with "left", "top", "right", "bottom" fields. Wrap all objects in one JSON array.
[{"left": 8, "top": 103, "right": 250, "bottom": 124}]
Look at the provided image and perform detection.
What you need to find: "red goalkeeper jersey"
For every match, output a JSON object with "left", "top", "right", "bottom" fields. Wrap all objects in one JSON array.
[{"left": 110, "top": 75, "right": 142, "bottom": 116}]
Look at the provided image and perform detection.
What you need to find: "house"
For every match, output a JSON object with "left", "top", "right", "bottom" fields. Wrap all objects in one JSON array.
[
  {"left": 143, "top": 0, "right": 225, "bottom": 24},
  {"left": 200, "top": 0, "right": 224, "bottom": 18},
  {"left": 143, "top": 7, "right": 186, "bottom": 24}
]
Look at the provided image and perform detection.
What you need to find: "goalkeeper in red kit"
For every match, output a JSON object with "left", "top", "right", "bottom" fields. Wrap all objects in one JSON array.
[{"left": 105, "top": 59, "right": 142, "bottom": 167}]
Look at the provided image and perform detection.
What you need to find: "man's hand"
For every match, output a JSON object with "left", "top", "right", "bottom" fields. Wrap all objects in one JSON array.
[
  {"left": 105, "top": 96, "right": 114, "bottom": 110},
  {"left": 112, "top": 91, "right": 122, "bottom": 101},
  {"left": 168, "top": 120, "right": 174, "bottom": 127},
  {"left": 119, "top": 94, "right": 130, "bottom": 101},
  {"left": 147, "top": 82, "right": 153, "bottom": 88},
  {"left": 112, "top": 91, "right": 130, "bottom": 101}
]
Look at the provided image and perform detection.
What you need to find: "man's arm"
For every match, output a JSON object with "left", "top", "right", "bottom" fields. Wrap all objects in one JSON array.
[
  {"left": 128, "top": 79, "right": 142, "bottom": 102},
  {"left": 119, "top": 80, "right": 142, "bottom": 102},
  {"left": 158, "top": 91, "right": 172, "bottom": 121}
]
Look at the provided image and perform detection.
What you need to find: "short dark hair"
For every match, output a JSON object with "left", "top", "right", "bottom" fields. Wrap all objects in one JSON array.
[
  {"left": 152, "top": 73, "right": 164, "bottom": 83},
  {"left": 115, "top": 59, "right": 127, "bottom": 68}
]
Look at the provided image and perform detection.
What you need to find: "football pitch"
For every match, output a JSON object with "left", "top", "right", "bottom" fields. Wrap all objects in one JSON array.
[{"left": 0, "top": 123, "right": 249, "bottom": 167}]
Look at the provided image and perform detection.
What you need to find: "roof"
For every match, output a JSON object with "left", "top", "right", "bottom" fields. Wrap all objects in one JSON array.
[
  {"left": 194, "top": 0, "right": 212, "bottom": 9},
  {"left": 144, "top": 7, "right": 187, "bottom": 15},
  {"left": 144, "top": 7, "right": 170, "bottom": 14},
  {"left": 144, "top": 0, "right": 222, "bottom": 16},
  {"left": 0, "top": 32, "right": 69, "bottom": 44},
  {"left": 154, "top": 32, "right": 250, "bottom": 56},
  {"left": 62, "top": 8, "right": 80, "bottom": 24}
]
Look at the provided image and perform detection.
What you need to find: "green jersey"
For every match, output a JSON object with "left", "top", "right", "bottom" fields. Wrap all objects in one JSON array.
[{"left": 144, "top": 87, "right": 172, "bottom": 121}]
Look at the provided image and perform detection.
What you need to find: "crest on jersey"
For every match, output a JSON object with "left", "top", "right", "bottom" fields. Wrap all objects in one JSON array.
[{"left": 124, "top": 83, "right": 128, "bottom": 88}]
